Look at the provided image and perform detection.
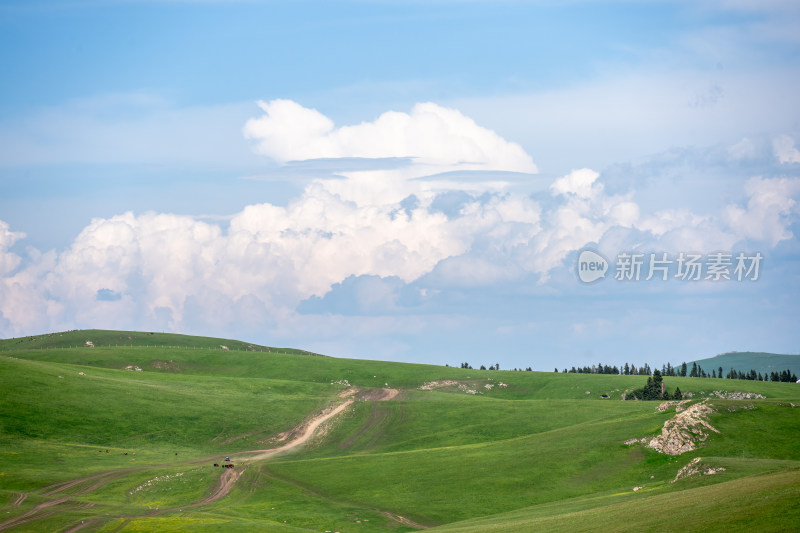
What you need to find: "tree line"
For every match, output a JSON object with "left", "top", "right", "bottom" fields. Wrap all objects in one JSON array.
[
  {"left": 449, "top": 360, "right": 797, "bottom": 382},
  {"left": 552, "top": 361, "right": 796, "bottom": 383}
]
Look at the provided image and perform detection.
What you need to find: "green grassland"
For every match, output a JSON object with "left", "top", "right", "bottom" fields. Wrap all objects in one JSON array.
[{"left": 0, "top": 330, "right": 798, "bottom": 532}]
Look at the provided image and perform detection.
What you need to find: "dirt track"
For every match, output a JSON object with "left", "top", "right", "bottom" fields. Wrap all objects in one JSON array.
[
  {"left": 9, "top": 390, "right": 407, "bottom": 532},
  {"left": 246, "top": 399, "right": 354, "bottom": 461},
  {"left": 0, "top": 471, "right": 122, "bottom": 531}
]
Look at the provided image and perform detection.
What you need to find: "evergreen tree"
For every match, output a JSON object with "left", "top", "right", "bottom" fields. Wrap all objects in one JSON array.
[{"left": 673, "top": 387, "right": 682, "bottom": 400}]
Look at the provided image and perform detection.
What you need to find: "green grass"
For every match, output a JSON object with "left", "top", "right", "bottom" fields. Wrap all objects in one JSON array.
[
  {"left": 0, "top": 328, "right": 321, "bottom": 356},
  {"left": 1, "top": 329, "right": 799, "bottom": 532},
  {"left": 432, "top": 468, "right": 800, "bottom": 532}
]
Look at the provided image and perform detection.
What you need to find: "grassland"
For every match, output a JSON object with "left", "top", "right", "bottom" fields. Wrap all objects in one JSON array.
[{"left": 1, "top": 330, "right": 798, "bottom": 532}]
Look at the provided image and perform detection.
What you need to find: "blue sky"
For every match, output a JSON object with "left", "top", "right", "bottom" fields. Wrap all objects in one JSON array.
[{"left": 1, "top": 0, "right": 799, "bottom": 370}]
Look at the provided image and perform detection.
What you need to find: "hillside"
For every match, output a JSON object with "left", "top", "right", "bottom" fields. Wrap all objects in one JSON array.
[
  {"left": 0, "top": 329, "right": 322, "bottom": 356},
  {"left": 686, "top": 351, "right": 800, "bottom": 379},
  {"left": 1, "top": 330, "right": 799, "bottom": 532}
]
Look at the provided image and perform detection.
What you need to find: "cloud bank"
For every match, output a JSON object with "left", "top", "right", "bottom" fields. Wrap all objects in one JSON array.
[{"left": 1, "top": 102, "right": 799, "bottom": 356}]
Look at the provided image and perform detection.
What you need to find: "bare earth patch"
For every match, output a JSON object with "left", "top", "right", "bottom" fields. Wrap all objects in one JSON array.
[
  {"left": 625, "top": 400, "right": 720, "bottom": 455},
  {"left": 672, "top": 457, "right": 726, "bottom": 482},
  {"left": 418, "top": 380, "right": 459, "bottom": 391},
  {"left": 711, "top": 390, "right": 766, "bottom": 399}
]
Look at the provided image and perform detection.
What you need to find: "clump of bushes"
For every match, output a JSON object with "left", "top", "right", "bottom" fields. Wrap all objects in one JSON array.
[{"left": 626, "top": 370, "right": 682, "bottom": 401}]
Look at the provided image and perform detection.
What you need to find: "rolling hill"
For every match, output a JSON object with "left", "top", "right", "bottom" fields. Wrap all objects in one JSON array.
[
  {"left": 1, "top": 330, "right": 798, "bottom": 532},
  {"left": 685, "top": 351, "right": 800, "bottom": 379}
]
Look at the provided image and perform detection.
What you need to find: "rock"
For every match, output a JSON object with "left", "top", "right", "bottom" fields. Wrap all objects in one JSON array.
[
  {"left": 646, "top": 400, "right": 720, "bottom": 455},
  {"left": 673, "top": 457, "right": 726, "bottom": 482}
]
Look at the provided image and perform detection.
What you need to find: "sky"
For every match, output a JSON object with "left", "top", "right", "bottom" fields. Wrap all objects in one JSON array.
[{"left": 1, "top": 0, "right": 799, "bottom": 371}]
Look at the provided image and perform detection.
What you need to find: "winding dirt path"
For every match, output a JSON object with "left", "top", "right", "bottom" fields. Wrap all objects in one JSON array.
[
  {"left": 12, "top": 390, "right": 404, "bottom": 532},
  {"left": 245, "top": 399, "right": 354, "bottom": 461},
  {"left": 189, "top": 464, "right": 244, "bottom": 507}
]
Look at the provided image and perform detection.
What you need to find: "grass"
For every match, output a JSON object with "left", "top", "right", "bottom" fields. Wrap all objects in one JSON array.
[
  {"left": 433, "top": 468, "right": 800, "bottom": 532},
  {"left": 1, "top": 329, "right": 799, "bottom": 532}
]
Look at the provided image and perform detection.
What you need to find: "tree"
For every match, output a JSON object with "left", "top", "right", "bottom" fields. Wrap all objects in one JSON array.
[
  {"left": 673, "top": 387, "right": 682, "bottom": 400},
  {"left": 690, "top": 362, "right": 698, "bottom": 378},
  {"left": 718, "top": 366, "right": 723, "bottom": 379},
  {"left": 680, "top": 362, "right": 688, "bottom": 377},
  {"left": 623, "top": 362, "right": 630, "bottom": 375}
]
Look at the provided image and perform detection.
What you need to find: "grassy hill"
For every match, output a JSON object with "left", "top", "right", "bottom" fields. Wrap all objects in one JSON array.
[
  {"left": 1, "top": 330, "right": 798, "bottom": 532},
  {"left": 0, "top": 328, "right": 322, "bottom": 356},
  {"left": 685, "top": 351, "right": 800, "bottom": 379}
]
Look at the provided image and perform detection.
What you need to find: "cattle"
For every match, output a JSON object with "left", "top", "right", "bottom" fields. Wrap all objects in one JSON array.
[{"left": 213, "top": 463, "right": 219, "bottom": 467}]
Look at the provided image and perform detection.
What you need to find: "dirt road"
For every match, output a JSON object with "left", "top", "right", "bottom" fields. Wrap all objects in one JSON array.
[
  {"left": 246, "top": 399, "right": 354, "bottom": 461},
  {"left": 11, "top": 390, "right": 404, "bottom": 532}
]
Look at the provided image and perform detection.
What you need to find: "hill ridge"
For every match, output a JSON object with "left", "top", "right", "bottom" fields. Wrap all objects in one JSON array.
[{"left": 0, "top": 328, "right": 325, "bottom": 357}]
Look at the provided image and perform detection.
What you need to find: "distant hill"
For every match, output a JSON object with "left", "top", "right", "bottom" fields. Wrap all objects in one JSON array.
[
  {"left": 686, "top": 351, "right": 800, "bottom": 379},
  {"left": 0, "top": 328, "right": 324, "bottom": 356}
]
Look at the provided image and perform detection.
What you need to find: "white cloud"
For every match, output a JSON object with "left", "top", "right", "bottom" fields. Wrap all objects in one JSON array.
[
  {"left": 2, "top": 165, "right": 799, "bottom": 337},
  {"left": 3, "top": 102, "right": 800, "bottom": 339},
  {"left": 725, "top": 176, "right": 800, "bottom": 246},
  {"left": 550, "top": 168, "right": 602, "bottom": 199},
  {"left": 773, "top": 135, "right": 800, "bottom": 164},
  {"left": 243, "top": 99, "right": 537, "bottom": 174},
  {"left": 0, "top": 220, "right": 25, "bottom": 276}
]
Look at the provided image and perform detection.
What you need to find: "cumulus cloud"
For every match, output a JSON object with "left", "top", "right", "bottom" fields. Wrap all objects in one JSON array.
[
  {"left": 243, "top": 99, "right": 537, "bottom": 174},
  {"left": 2, "top": 167, "right": 799, "bottom": 336},
  {"left": 2, "top": 103, "right": 800, "bottom": 339},
  {"left": 725, "top": 176, "right": 800, "bottom": 246}
]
